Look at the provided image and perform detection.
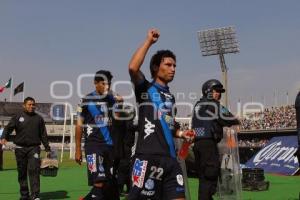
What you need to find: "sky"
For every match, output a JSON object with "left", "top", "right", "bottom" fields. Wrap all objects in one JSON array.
[{"left": 0, "top": 0, "right": 299, "bottom": 117}]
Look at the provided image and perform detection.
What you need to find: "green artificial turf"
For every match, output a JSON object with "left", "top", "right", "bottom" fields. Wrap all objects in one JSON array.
[{"left": 0, "top": 151, "right": 299, "bottom": 200}]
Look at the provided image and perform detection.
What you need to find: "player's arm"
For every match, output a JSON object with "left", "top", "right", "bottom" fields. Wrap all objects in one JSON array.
[
  {"left": 0, "top": 115, "right": 17, "bottom": 145},
  {"left": 175, "top": 129, "right": 195, "bottom": 142},
  {"left": 75, "top": 116, "right": 83, "bottom": 165},
  {"left": 217, "top": 105, "right": 240, "bottom": 127},
  {"left": 129, "top": 28, "right": 160, "bottom": 83},
  {"left": 174, "top": 121, "right": 195, "bottom": 142}
]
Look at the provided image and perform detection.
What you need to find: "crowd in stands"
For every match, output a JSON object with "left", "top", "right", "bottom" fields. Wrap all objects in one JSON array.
[
  {"left": 238, "top": 139, "right": 268, "bottom": 148},
  {"left": 240, "top": 105, "right": 296, "bottom": 130},
  {"left": 177, "top": 105, "right": 296, "bottom": 131}
]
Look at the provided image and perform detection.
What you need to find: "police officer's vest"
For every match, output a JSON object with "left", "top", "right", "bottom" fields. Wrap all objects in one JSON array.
[{"left": 192, "top": 98, "right": 223, "bottom": 141}]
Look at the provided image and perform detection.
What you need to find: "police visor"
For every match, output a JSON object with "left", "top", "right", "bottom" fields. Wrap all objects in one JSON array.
[{"left": 213, "top": 86, "right": 225, "bottom": 93}]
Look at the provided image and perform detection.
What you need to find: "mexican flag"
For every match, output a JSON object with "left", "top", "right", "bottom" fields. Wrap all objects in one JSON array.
[{"left": 0, "top": 78, "right": 12, "bottom": 93}]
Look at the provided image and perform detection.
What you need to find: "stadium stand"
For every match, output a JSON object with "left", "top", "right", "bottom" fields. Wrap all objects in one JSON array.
[
  {"left": 0, "top": 101, "right": 53, "bottom": 122},
  {"left": 241, "top": 105, "right": 296, "bottom": 130}
]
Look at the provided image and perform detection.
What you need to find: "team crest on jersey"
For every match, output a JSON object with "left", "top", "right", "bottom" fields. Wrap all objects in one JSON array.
[
  {"left": 132, "top": 159, "right": 148, "bottom": 188},
  {"left": 87, "top": 154, "right": 97, "bottom": 173},
  {"left": 221, "top": 106, "right": 230, "bottom": 115},
  {"left": 96, "top": 102, "right": 107, "bottom": 112},
  {"left": 145, "top": 179, "right": 155, "bottom": 190},
  {"left": 19, "top": 117, "right": 24, "bottom": 122},
  {"left": 164, "top": 100, "right": 173, "bottom": 109},
  {"left": 164, "top": 114, "right": 175, "bottom": 129}
]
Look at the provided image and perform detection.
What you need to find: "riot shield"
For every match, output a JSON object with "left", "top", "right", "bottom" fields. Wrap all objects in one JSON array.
[{"left": 217, "top": 128, "right": 242, "bottom": 200}]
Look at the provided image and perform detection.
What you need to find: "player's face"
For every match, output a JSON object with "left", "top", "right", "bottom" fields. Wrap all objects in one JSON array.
[
  {"left": 95, "top": 81, "right": 110, "bottom": 95},
  {"left": 23, "top": 100, "right": 36, "bottom": 113},
  {"left": 156, "top": 57, "right": 176, "bottom": 84}
]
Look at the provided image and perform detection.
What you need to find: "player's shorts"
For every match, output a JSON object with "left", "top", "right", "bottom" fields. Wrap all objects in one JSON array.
[
  {"left": 84, "top": 144, "right": 114, "bottom": 186},
  {"left": 128, "top": 154, "right": 185, "bottom": 200}
]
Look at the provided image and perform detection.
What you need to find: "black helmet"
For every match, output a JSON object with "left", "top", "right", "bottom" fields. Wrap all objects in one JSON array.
[{"left": 202, "top": 79, "right": 225, "bottom": 97}]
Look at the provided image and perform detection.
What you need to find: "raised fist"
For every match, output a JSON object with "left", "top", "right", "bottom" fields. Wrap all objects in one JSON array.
[{"left": 147, "top": 28, "right": 160, "bottom": 44}]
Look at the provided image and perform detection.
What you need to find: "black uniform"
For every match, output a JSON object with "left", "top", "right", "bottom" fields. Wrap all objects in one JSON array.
[
  {"left": 192, "top": 97, "right": 239, "bottom": 200},
  {"left": 116, "top": 119, "right": 137, "bottom": 194},
  {"left": 128, "top": 76, "right": 185, "bottom": 200},
  {"left": 1, "top": 111, "right": 50, "bottom": 200},
  {"left": 295, "top": 91, "right": 300, "bottom": 165},
  {"left": 78, "top": 91, "right": 119, "bottom": 200}
]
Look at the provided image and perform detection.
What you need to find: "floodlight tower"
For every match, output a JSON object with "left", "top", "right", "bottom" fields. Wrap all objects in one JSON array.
[{"left": 197, "top": 26, "right": 239, "bottom": 107}]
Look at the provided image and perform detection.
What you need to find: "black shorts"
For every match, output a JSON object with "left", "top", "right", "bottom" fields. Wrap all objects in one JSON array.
[
  {"left": 84, "top": 144, "right": 114, "bottom": 186},
  {"left": 128, "top": 154, "right": 185, "bottom": 200}
]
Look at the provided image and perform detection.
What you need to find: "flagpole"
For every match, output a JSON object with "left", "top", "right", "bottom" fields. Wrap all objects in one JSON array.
[
  {"left": 10, "top": 77, "right": 13, "bottom": 102},
  {"left": 22, "top": 81, "right": 25, "bottom": 101}
]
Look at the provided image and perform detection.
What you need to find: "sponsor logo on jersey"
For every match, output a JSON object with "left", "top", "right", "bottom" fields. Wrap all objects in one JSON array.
[
  {"left": 132, "top": 159, "right": 148, "bottom": 188},
  {"left": 86, "top": 124, "right": 93, "bottom": 136},
  {"left": 98, "top": 155, "right": 104, "bottom": 172},
  {"left": 94, "top": 114, "right": 108, "bottom": 127},
  {"left": 141, "top": 190, "right": 155, "bottom": 196},
  {"left": 160, "top": 91, "right": 173, "bottom": 99},
  {"left": 87, "top": 154, "right": 97, "bottom": 173},
  {"left": 97, "top": 172, "right": 105, "bottom": 178},
  {"left": 144, "top": 118, "right": 155, "bottom": 139}
]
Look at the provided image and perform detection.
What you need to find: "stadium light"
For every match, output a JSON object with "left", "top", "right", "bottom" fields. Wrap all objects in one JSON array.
[{"left": 197, "top": 26, "right": 240, "bottom": 107}]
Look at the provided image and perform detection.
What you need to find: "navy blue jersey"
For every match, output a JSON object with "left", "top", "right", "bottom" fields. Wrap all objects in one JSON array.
[
  {"left": 77, "top": 91, "right": 116, "bottom": 146},
  {"left": 133, "top": 77, "right": 178, "bottom": 158}
]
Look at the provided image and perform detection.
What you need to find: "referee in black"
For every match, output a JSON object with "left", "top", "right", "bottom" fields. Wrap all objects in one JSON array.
[{"left": 0, "top": 97, "right": 51, "bottom": 200}]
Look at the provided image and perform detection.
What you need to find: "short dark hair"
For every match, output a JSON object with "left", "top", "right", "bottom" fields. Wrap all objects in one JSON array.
[
  {"left": 150, "top": 50, "right": 176, "bottom": 78},
  {"left": 24, "top": 97, "right": 35, "bottom": 104},
  {"left": 94, "top": 70, "right": 113, "bottom": 82}
]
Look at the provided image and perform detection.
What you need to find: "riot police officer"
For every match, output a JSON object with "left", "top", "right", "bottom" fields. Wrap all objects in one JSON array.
[
  {"left": 192, "top": 79, "right": 240, "bottom": 200},
  {"left": 295, "top": 91, "right": 300, "bottom": 166}
]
